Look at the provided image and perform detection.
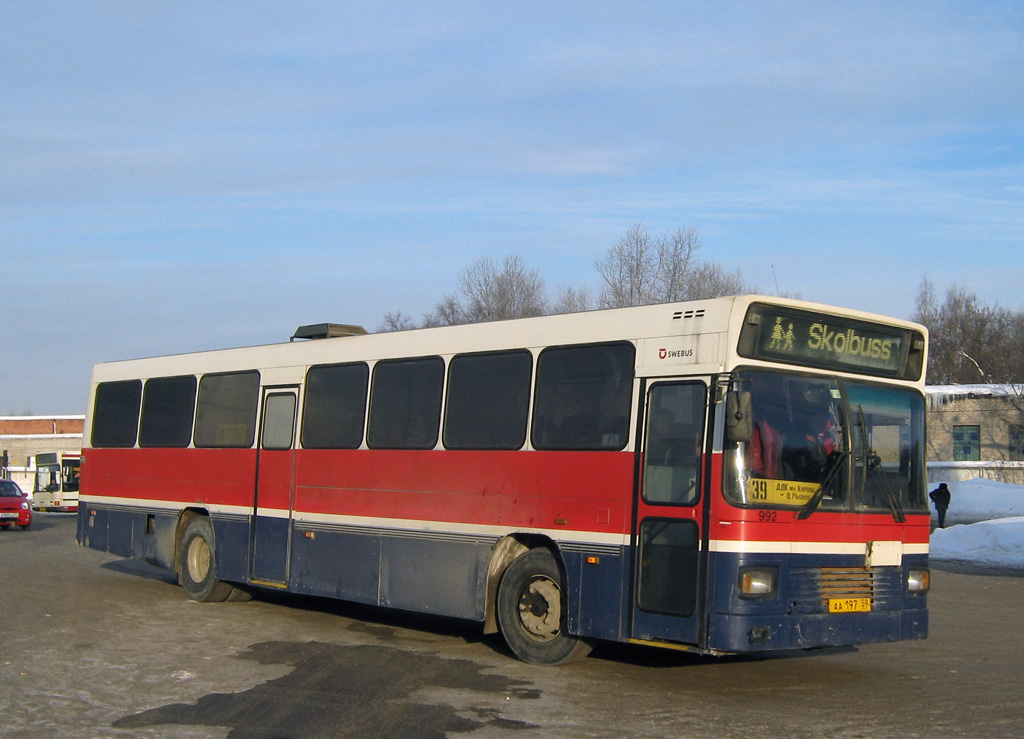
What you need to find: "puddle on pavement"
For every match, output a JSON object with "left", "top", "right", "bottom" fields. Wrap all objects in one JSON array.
[{"left": 114, "top": 641, "right": 539, "bottom": 738}]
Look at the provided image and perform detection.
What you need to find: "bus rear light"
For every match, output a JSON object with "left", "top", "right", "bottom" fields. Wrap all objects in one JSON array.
[
  {"left": 739, "top": 567, "right": 778, "bottom": 599},
  {"left": 907, "top": 569, "right": 930, "bottom": 593}
]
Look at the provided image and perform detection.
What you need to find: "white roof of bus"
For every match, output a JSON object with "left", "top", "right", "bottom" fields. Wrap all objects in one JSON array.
[{"left": 88, "top": 294, "right": 926, "bottom": 384}]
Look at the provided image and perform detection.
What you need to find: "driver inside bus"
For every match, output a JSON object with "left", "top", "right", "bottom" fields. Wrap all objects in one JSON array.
[{"left": 784, "top": 401, "right": 842, "bottom": 484}]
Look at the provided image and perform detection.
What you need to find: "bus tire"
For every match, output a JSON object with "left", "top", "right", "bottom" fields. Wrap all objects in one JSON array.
[
  {"left": 496, "top": 548, "right": 593, "bottom": 665},
  {"left": 179, "top": 516, "right": 234, "bottom": 602}
]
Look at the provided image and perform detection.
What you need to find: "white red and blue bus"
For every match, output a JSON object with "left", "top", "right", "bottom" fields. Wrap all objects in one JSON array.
[
  {"left": 76, "top": 295, "right": 930, "bottom": 664},
  {"left": 33, "top": 451, "right": 81, "bottom": 512}
]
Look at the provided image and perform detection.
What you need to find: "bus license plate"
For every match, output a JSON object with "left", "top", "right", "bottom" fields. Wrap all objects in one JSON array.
[{"left": 829, "top": 598, "right": 871, "bottom": 613}]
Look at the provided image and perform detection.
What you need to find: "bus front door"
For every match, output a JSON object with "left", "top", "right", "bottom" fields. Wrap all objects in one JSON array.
[
  {"left": 631, "top": 380, "right": 708, "bottom": 647},
  {"left": 250, "top": 388, "right": 299, "bottom": 586}
]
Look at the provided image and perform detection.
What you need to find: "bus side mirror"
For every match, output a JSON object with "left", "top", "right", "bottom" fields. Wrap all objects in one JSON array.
[{"left": 725, "top": 391, "right": 752, "bottom": 444}]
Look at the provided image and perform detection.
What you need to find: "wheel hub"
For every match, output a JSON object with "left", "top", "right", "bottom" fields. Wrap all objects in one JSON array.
[
  {"left": 517, "top": 577, "right": 562, "bottom": 641},
  {"left": 186, "top": 537, "right": 211, "bottom": 583}
]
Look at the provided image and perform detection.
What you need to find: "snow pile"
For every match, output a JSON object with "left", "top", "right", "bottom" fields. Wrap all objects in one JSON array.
[
  {"left": 931, "top": 517, "right": 1024, "bottom": 566},
  {"left": 928, "top": 478, "right": 1024, "bottom": 567},
  {"left": 934, "top": 477, "right": 1024, "bottom": 527},
  {"left": 925, "top": 383, "right": 1024, "bottom": 409}
]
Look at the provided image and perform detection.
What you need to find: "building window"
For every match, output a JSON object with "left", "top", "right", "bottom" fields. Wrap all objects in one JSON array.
[
  {"left": 952, "top": 424, "right": 981, "bottom": 462},
  {"left": 1010, "top": 425, "right": 1024, "bottom": 462}
]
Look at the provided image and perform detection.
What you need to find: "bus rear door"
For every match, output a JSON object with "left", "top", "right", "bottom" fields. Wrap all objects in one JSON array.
[
  {"left": 631, "top": 379, "right": 708, "bottom": 647},
  {"left": 251, "top": 387, "right": 299, "bottom": 585}
]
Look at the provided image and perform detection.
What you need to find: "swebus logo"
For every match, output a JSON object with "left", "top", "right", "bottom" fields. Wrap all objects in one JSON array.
[{"left": 658, "top": 348, "right": 694, "bottom": 360}]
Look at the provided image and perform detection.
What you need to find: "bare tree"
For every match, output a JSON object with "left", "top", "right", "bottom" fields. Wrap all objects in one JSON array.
[
  {"left": 914, "top": 277, "right": 1024, "bottom": 385},
  {"left": 416, "top": 254, "right": 548, "bottom": 327},
  {"left": 421, "top": 293, "right": 467, "bottom": 328},
  {"left": 595, "top": 224, "right": 661, "bottom": 308},
  {"left": 377, "top": 310, "right": 417, "bottom": 333},
  {"left": 685, "top": 261, "right": 747, "bottom": 300},
  {"left": 551, "top": 285, "right": 592, "bottom": 315},
  {"left": 379, "top": 224, "right": 756, "bottom": 331},
  {"left": 654, "top": 226, "right": 701, "bottom": 302},
  {"left": 596, "top": 222, "right": 749, "bottom": 308},
  {"left": 458, "top": 254, "right": 548, "bottom": 323}
]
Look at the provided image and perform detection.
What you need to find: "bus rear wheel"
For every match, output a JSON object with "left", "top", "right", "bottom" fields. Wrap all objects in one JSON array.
[
  {"left": 179, "top": 516, "right": 235, "bottom": 602},
  {"left": 497, "top": 548, "right": 593, "bottom": 665}
]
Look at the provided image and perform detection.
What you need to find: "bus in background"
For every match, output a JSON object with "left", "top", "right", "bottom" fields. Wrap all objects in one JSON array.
[
  {"left": 76, "top": 295, "right": 930, "bottom": 664},
  {"left": 33, "top": 452, "right": 81, "bottom": 512}
]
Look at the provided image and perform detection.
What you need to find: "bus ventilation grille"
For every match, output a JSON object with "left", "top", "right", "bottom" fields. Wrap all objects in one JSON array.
[
  {"left": 672, "top": 309, "right": 706, "bottom": 320},
  {"left": 790, "top": 566, "right": 902, "bottom": 613},
  {"left": 818, "top": 567, "right": 874, "bottom": 606}
]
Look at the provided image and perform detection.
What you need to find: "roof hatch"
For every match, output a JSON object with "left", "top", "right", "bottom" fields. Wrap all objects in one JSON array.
[{"left": 290, "top": 323, "right": 368, "bottom": 341}]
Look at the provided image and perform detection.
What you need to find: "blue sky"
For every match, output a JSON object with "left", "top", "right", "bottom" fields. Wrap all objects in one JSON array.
[{"left": 2, "top": 2, "right": 1022, "bottom": 414}]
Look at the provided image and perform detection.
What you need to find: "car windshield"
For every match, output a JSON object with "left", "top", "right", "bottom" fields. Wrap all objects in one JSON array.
[
  {"left": 724, "top": 369, "right": 927, "bottom": 515},
  {"left": 0, "top": 482, "right": 24, "bottom": 497}
]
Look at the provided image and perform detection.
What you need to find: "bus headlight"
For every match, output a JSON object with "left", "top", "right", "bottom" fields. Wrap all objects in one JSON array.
[
  {"left": 907, "top": 568, "right": 930, "bottom": 593},
  {"left": 739, "top": 566, "right": 778, "bottom": 599}
]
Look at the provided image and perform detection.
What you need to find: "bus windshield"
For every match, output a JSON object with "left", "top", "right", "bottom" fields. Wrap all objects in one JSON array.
[
  {"left": 725, "top": 369, "right": 927, "bottom": 515},
  {"left": 35, "top": 464, "right": 62, "bottom": 494}
]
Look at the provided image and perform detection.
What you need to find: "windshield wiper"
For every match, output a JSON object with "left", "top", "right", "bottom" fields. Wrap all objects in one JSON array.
[
  {"left": 853, "top": 405, "right": 906, "bottom": 524},
  {"left": 796, "top": 449, "right": 849, "bottom": 520},
  {"left": 877, "top": 466, "right": 906, "bottom": 523}
]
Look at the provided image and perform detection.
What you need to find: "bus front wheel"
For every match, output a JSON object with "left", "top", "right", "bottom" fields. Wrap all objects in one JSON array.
[
  {"left": 496, "top": 548, "right": 593, "bottom": 665},
  {"left": 179, "top": 516, "right": 235, "bottom": 602}
]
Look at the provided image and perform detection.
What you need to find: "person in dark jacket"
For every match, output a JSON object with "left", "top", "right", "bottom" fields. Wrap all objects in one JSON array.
[{"left": 929, "top": 483, "right": 952, "bottom": 528}]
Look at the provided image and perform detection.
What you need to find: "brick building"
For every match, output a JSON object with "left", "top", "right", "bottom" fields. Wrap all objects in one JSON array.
[
  {"left": 925, "top": 385, "right": 1024, "bottom": 485},
  {"left": 0, "top": 415, "right": 84, "bottom": 490}
]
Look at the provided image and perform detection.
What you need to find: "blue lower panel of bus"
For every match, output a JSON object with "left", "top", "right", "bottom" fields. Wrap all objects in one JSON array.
[
  {"left": 289, "top": 523, "right": 496, "bottom": 621},
  {"left": 562, "top": 545, "right": 630, "bottom": 642},
  {"left": 78, "top": 502, "right": 632, "bottom": 642},
  {"left": 78, "top": 503, "right": 926, "bottom": 653},
  {"left": 704, "top": 551, "right": 929, "bottom": 652},
  {"left": 77, "top": 503, "right": 251, "bottom": 582},
  {"left": 77, "top": 503, "right": 178, "bottom": 570}
]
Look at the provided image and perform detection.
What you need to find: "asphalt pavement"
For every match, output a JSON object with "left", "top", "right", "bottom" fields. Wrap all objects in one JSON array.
[{"left": 2, "top": 513, "right": 1023, "bottom": 738}]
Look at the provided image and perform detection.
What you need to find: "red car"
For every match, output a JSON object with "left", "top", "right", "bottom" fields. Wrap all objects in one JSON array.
[{"left": 0, "top": 479, "right": 32, "bottom": 530}]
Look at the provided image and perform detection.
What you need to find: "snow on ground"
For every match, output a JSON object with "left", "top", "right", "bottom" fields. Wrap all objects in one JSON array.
[{"left": 928, "top": 478, "right": 1024, "bottom": 567}]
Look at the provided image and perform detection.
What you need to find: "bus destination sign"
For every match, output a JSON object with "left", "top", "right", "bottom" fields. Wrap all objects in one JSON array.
[{"left": 741, "top": 305, "right": 909, "bottom": 376}]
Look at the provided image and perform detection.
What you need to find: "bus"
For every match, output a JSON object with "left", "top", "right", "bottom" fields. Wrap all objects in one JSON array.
[
  {"left": 33, "top": 452, "right": 81, "bottom": 512},
  {"left": 76, "top": 295, "right": 930, "bottom": 664}
]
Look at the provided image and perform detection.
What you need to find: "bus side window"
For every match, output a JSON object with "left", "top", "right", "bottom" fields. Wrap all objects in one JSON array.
[
  {"left": 92, "top": 380, "right": 143, "bottom": 448},
  {"left": 367, "top": 357, "right": 444, "bottom": 450},
  {"left": 531, "top": 342, "right": 635, "bottom": 451},
  {"left": 193, "top": 371, "right": 261, "bottom": 448},
  {"left": 444, "top": 350, "right": 532, "bottom": 450},
  {"left": 139, "top": 375, "right": 197, "bottom": 448},
  {"left": 301, "top": 362, "right": 369, "bottom": 449}
]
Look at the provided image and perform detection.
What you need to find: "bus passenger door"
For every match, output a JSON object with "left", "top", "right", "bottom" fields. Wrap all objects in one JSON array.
[
  {"left": 251, "top": 387, "right": 299, "bottom": 586},
  {"left": 631, "top": 380, "right": 708, "bottom": 646}
]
